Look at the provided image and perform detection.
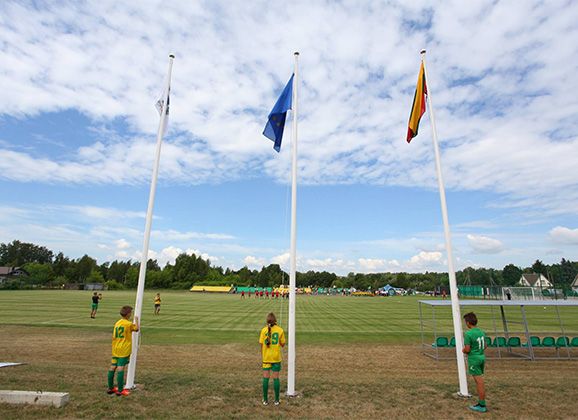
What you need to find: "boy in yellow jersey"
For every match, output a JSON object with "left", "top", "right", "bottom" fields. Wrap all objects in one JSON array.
[
  {"left": 107, "top": 305, "right": 139, "bottom": 396},
  {"left": 259, "top": 312, "right": 285, "bottom": 405},
  {"left": 154, "top": 293, "right": 161, "bottom": 315}
]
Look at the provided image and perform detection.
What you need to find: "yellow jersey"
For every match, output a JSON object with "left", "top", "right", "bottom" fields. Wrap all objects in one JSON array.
[
  {"left": 259, "top": 325, "right": 285, "bottom": 363},
  {"left": 154, "top": 297, "right": 161, "bottom": 305},
  {"left": 112, "top": 318, "right": 139, "bottom": 358}
]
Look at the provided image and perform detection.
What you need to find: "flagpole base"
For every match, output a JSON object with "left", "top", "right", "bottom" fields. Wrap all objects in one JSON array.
[
  {"left": 285, "top": 390, "right": 301, "bottom": 398},
  {"left": 454, "top": 392, "right": 472, "bottom": 399},
  {"left": 124, "top": 383, "right": 144, "bottom": 391}
]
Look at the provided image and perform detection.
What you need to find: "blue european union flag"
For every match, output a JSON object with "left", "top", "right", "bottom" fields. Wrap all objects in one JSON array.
[{"left": 263, "top": 74, "right": 294, "bottom": 152}]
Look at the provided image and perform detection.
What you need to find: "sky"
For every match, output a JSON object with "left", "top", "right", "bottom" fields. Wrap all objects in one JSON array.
[{"left": 1, "top": 0, "right": 578, "bottom": 275}]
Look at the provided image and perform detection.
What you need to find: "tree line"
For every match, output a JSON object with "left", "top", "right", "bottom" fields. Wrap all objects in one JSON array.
[{"left": 1, "top": 240, "right": 577, "bottom": 291}]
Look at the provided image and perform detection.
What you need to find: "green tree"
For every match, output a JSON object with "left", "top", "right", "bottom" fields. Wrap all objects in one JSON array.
[
  {"left": 86, "top": 269, "right": 104, "bottom": 284},
  {"left": 0, "top": 240, "right": 53, "bottom": 266},
  {"left": 23, "top": 262, "right": 54, "bottom": 285},
  {"left": 502, "top": 264, "right": 522, "bottom": 286},
  {"left": 125, "top": 265, "right": 139, "bottom": 288},
  {"left": 108, "top": 260, "right": 132, "bottom": 283},
  {"left": 53, "top": 252, "right": 71, "bottom": 277},
  {"left": 531, "top": 259, "right": 547, "bottom": 276},
  {"left": 559, "top": 258, "right": 576, "bottom": 285},
  {"left": 147, "top": 259, "right": 161, "bottom": 271},
  {"left": 76, "top": 255, "right": 98, "bottom": 283}
]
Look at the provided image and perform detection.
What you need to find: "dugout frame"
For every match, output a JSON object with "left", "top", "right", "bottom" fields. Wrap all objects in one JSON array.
[{"left": 418, "top": 299, "right": 578, "bottom": 361}]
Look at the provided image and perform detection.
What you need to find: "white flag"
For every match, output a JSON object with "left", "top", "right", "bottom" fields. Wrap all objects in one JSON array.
[{"left": 155, "top": 85, "right": 170, "bottom": 133}]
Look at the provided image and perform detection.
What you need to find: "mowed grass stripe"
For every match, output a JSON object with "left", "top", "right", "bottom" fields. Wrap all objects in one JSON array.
[{"left": 1, "top": 291, "right": 577, "bottom": 345}]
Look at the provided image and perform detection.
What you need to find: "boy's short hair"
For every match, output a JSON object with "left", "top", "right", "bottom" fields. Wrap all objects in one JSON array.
[
  {"left": 120, "top": 305, "right": 133, "bottom": 317},
  {"left": 93, "top": 292, "right": 98, "bottom": 295},
  {"left": 464, "top": 312, "right": 478, "bottom": 325}
]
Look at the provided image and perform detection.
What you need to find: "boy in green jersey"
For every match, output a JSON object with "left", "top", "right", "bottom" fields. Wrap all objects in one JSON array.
[{"left": 462, "top": 312, "right": 487, "bottom": 412}]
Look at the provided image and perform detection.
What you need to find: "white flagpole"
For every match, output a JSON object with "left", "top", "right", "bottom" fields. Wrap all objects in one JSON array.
[
  {"left": 125, "top": 53, "right": 175, "bottom": 390},
  {"left": 287, "top": 51, "right": 299, "bottom": 397},
  {"left": 420, "top": 49, "right": 469, "bottom": 397}
]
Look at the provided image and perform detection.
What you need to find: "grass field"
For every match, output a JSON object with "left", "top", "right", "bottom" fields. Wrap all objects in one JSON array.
[{"left": 1, "top": 290, "right": 577, "bottom": 418}]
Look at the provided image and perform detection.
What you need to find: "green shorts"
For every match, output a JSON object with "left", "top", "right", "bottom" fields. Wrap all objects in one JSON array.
[
  {"left": 91, "top": 303, "right": 98, "bottom": 310},
  {"left": 468, "top": 356, "right": 485, "bottom": 376},
  {"left": 111, "top": 356, "right": 130, "bottom": 367},
  {"left": 262, "top": 362, "right": 281, "bottom": 372}
]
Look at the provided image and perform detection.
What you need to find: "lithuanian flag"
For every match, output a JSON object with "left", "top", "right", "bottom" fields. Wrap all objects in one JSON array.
[{"left": 406, "top": 62, "right": 427, "bottom": 143}]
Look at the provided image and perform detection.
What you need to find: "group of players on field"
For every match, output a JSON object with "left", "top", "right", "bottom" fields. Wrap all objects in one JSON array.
[
  {"left": 240, "top": 290, "right": 288, "bottom": 299},
  {"left": 93, "top": 293, "right": 488, "bottom": 412}
]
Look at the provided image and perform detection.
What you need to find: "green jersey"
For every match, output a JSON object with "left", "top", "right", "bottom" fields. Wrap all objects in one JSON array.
[{"left": 464, "top": 327, "right": 486, "bottom": 357}]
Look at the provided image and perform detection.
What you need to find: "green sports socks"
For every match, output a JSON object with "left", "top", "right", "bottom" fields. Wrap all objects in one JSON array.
[
  {"left": 117, "top": 371, "right": 124, "bottom": 392},
  {"left": 479, "top": 399, "right": 486, "bottom": 407},
  {"left": 262, "top": 378, "right": 269, "bottom": 402},
  {"left": 273, "top": 378, "right": 280, "bottom": 401},
  {"left": 107, "top": 370, "right": 115, "bottom": 389}
]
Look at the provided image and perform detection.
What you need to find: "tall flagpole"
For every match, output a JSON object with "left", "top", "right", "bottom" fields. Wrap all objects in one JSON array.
[
  {"left": 125, "top": 53, "right": 175, "bottom": 390},
  {"left": 287, "top": 51, "right": 299, "bottom": 397},
  {"left": 421, "top": 49, "right": 469, "bottom": 396}
]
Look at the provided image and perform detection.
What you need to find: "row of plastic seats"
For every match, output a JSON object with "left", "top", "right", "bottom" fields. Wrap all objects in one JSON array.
[{"left": 432, "top": 336, "right": 578, "bottom": 348}]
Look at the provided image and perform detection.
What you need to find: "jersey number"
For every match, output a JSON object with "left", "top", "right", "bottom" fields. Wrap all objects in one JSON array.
[
  {"left": 115, "top": 326, "right": 125, "bottom": 339},
  {"left": 476, "top": 337, "right": 485, "bottom": 350},
  {"left": 271, "top": 332, "right": 279, "bottom": 345}
]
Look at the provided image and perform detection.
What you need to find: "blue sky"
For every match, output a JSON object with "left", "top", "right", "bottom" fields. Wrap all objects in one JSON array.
[{"left": 1, "top": 0, "right": 578, "bottom": 274}]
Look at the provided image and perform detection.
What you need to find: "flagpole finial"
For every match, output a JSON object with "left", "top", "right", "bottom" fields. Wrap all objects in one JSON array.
[
  {"left": 294, "top": 51, "right": 300, "bottom": 56},
  {"left": 169, "top": 54, "right": 175, "bottom": 58},
  {"left": 420, "top": 49, "right": 426, "bottom": 55}
]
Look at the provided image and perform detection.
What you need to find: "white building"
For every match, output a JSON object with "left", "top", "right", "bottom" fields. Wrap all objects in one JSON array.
[
  {"left": 518, "top": 273, "right": 553, "bottom": 288},
  {"left": 571, "top": 275, "right": 578, "bottom": 292}
]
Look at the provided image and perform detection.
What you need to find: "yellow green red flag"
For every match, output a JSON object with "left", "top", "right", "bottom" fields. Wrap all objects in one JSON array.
[{"left": 406, "top": 62, "right": 427, "bottom": 143}]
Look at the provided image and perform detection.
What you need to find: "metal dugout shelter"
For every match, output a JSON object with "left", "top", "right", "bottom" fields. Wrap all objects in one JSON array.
[{"left": 418, "top": 299, "right": 578, "bottom": 361}]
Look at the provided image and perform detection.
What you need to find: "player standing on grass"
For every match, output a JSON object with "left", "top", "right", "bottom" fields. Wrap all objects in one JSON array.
[
  {"left": 154, "top": 293, "right": 161, "bottom": 315},
  {"left": 90, "top": 292, "right": 100, "bottom": 318},
  {"left": 259, "top": 312, "right": 285, "bottom": 406},
  {"left": 462, "top": 312, "right": 487, "bottom": 413},
  {"left": 107, "top": 305, "right": 140, "bottom": 396}
]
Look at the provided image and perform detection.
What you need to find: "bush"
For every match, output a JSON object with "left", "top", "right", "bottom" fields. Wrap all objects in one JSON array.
[
  {"left": 105, "top": 280, "right": 125, "bottom": 290},
  {"left": 171, "top": 281, "right": 192, "bottom": 290}
]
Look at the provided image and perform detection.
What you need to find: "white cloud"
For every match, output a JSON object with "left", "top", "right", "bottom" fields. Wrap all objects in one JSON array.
[
  {"left": 243, "top": 255, "right": 265, "bottom": 268},
  {"left": 549, "top": 226, "right": 578, "bottom": 245},
  {"left": 467, "top": 234, "right": 504, "bottom": 254},
  {"left": 358, "top": 258, "right": 386, "bottom": 271},
  {"left": 271, "top": 253, "right": 290, "bottom": 268},
  {"left": 152, "top": 229, "right": 235, "bottom": 241},
  {"left": 0, "top": 0, "right": 576, "bottom": 221},
  {"left": 115, "top": 250, "right": 128, "bottom": 258},
  {"left": 407, "top": 251, "right": 443, "bottom": 269},
  {"left": 67, "top": 206, "right": 146, "bottom": 220},
  {"left": 115, "top": 239, "right": 131, "bottom": 250},
  {"left": 305, "top": 258, "right": 355, "bottom": 272}
]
